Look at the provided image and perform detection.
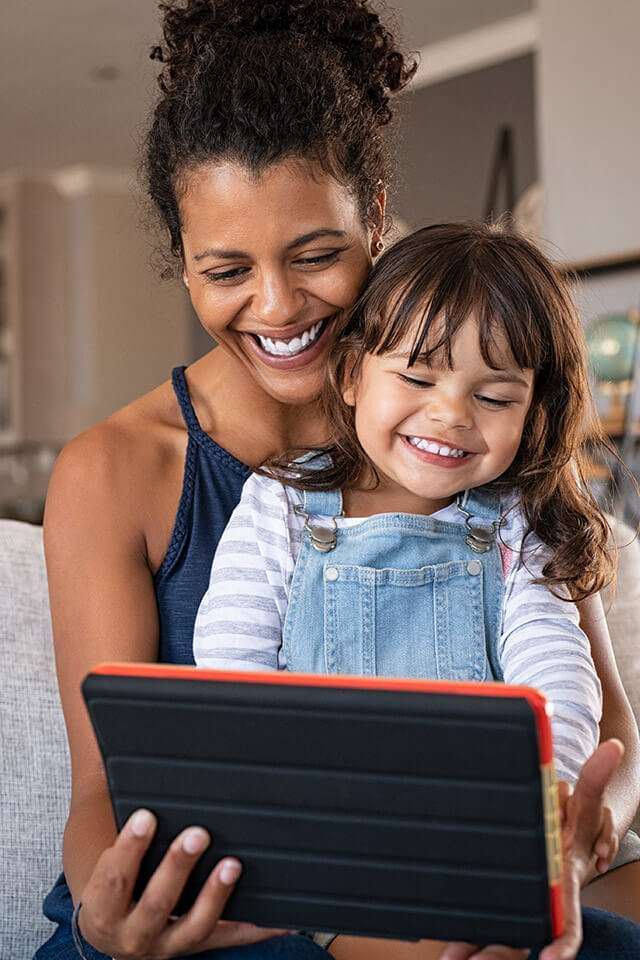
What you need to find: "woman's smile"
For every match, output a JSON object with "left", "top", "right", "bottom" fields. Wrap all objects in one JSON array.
[{"left": 241, "top": 314, "right": 338, "bottom": 369}]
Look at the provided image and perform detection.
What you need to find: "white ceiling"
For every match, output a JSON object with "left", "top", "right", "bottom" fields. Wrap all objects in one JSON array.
[{"left": 0, "top": 0, "right": 533, "bottom": 173}]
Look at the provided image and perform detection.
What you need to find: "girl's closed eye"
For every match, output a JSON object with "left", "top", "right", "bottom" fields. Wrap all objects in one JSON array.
[
  {"left": 397, "top": 373, "right": 518, "bottom": 408},
  {"left": 397, "top": 373, "right": 433, "bottom": 388},
  {"left": 476, "top": 395, "right": 515, "bottom": 408}
]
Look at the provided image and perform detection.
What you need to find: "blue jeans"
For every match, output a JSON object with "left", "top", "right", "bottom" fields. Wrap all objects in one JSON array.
[
  {"left": 531, "top": 907, "right": 640, "bottom": 959},
  {"left": 34, "top": 875, "right": 328, "bottom": 959},
  {"left": 35, "top": 875, "right": 640, "bottom": 959}
]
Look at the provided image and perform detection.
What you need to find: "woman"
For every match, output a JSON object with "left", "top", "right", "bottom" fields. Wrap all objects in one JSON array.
[{"left": 38, "top": 2, "right": 640, "bottom": 958}]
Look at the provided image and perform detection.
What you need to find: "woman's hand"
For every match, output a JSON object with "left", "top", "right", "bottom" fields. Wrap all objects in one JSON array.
[
  {"left": 438, "top": 739, "right": 624, "bottom": 960},
  {"left": 557, "top": 738, "right": 623, "bottom": 883},
  {"left": 78, "top": 809, "right": 288, "bottom": 959}
]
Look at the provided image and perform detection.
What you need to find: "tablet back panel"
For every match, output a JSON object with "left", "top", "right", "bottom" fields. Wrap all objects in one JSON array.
[{"left": 83, "top": 667, "right": 561, "bottom": 948}]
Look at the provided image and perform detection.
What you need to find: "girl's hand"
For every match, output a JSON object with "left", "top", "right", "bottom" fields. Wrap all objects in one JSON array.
[
  {"left": 78, "top": 809, "right": 288, "bottom": 959},
  {"left": 439, "top": 740, "right": 625, "bottom": 960}
]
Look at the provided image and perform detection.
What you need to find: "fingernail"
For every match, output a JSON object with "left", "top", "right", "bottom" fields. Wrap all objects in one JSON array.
[
  {"left": 129, "top": 809, "right": 154, "bottom": 837},
  {"left": 181, "top": 827, "right": 209, "bottom": 854},
  {"left": 219, "top": 858, "right": 242, "bottom": 885}
]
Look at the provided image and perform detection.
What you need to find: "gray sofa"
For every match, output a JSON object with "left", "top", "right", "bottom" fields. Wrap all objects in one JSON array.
[{"left": 1, "top": 518, "right": 639, "bottom": 959}]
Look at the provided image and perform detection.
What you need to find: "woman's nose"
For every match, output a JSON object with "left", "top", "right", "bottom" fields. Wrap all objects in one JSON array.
[{"left": 250, "top": 270, "right": 305, "bottom": 328}]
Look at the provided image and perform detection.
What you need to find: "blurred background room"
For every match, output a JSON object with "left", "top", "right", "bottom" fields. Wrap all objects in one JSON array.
[{"left": 1, "top": 0, "right": 638, "bottom": 525}]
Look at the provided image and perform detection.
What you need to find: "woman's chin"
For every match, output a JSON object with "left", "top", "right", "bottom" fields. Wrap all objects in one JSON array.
[{"left": 257, "top": 366, "right": 326, "bottom": 408}]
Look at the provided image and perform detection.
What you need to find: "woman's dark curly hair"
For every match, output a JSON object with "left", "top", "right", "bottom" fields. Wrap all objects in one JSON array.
[{"left": 145, "top": 0, "right": 417, "bottom": 260}]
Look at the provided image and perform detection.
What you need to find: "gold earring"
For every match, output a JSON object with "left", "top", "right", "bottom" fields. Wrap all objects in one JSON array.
[{"left": 374, "top": 238, "right": 384, "bottom": 255}]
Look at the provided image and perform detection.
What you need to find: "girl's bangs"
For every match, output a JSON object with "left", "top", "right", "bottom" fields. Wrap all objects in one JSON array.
[{"left": 368, "top": 261, "right": 545, "bottom": 374}]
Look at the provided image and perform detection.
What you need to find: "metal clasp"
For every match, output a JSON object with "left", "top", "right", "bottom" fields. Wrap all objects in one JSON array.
[
  {"left": 294, "top": 506, "right": 338, "bottom": 553},
  {"left": 457, "top": 503, "right": 497, "bottom": 554}
]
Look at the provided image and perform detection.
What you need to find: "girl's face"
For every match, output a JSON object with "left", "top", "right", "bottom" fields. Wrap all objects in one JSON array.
[
  {"left": 343, "top": 317, "right": 535, "bottom": 513},
  {"left": 180, "top": 159, "right": 380, "bottom": 406}
]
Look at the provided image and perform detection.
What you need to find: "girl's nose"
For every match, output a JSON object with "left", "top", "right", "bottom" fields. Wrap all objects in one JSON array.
[
  {"left": 251, "top": 270, "right": 305, "bottom": 328},
  {"left": 428, "top": 395, "right": 474, "bottom": 431}
]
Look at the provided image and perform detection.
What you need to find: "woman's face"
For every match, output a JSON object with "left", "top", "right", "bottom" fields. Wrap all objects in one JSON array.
[{"left": 180, "top": 159, "right": 379, "bottom": 406}]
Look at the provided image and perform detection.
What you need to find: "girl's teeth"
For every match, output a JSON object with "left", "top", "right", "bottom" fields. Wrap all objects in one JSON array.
[
  {"left": 257, "top": 320, "right": 323, "bottom": 356},
  {"left": 408, "top": 437, "right": 466, "bottom": 458}
]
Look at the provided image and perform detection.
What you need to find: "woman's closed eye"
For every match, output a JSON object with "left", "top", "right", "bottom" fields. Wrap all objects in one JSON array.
[
  {"left": 203, "top": 266, "right": 251, "bottom": 283},
  {"left": 203, "top": 249, "right": 346, "bottom": 284},
  {"left": 293, "top": 248, "right": 347, "bottom": 269}
]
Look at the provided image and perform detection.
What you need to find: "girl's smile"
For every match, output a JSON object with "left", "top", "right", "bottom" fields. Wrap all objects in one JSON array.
[
  {"left": 343, "top": 317, "right": 534, "bottom": 515},
  {"left": 401, "top": 434, "right": 476, "bottom": 467}
]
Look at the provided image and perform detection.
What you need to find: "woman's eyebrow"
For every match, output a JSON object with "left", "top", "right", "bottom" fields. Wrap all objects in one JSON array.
[
  {"left": 193, "top": 228, "right": 348, "bottom": 263},
  {"left": 193, "top": 246, "right": 247, "bottom": 262},
  {"left": 285, "top": 228, "right": 348, "bottom": 250}
]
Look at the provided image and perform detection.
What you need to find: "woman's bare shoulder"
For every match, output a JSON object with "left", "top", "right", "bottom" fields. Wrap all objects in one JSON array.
[
  {"left": 54, "top": 379, "right": 182, "bottom": 490},
  {"left": 46, "top": 378, "right": 187, "bottom": 555}
]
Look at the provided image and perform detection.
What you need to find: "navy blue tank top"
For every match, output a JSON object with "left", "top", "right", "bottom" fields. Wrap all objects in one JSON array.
[{"left": 154, "top": 366, "right": 251, "bottom": 665}]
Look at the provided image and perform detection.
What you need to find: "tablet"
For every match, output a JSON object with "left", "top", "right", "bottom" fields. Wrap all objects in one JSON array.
[{"left": 83, "top": 664, "right": 563, "bottom": 948}]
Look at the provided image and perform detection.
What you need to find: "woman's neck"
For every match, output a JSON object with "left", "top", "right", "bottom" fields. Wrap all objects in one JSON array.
[{"left": 186, "top": 348, "right": 329, "bottom": 467}]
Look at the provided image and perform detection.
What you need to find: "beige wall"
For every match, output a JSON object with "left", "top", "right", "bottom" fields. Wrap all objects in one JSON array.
[
  {"left": 11, "top": 170, "right": 192, "bottom": 442},
  {"left": 537, "top": 0, "right": 640, "bottom": 264},
  {"left": 395, "top": 53, "right": 537, "bottom": 229}
]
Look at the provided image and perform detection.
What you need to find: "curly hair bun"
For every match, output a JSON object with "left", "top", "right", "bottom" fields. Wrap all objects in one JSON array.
[
  {"left": 146, "top": 1, "right": 416, "bottom": 259},
  {"left": 152, "top": 0, "right": 416, "bottom": 124}
]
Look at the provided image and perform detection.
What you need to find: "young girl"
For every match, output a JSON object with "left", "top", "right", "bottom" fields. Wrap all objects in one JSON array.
[{"left": 194, "top": 221, "right": 616, "bottom": 792}]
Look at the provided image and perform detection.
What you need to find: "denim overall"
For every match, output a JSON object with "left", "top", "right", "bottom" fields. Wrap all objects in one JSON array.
[{"left": 283, "top": 485, "right": 505, "bottom": 681}]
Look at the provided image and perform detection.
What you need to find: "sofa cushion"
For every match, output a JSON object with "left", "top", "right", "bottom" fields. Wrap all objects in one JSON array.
[
  {"left": 604, "top": 518, "right": 640, "bottom": 729},
  {"left": 603, "top": 517, "right": 640, "bottom": 834},
  {"left": 0, "top": 520, "right": 71, "bottom": 959}
]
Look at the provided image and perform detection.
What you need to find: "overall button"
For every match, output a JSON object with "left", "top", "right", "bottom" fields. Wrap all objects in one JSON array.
[
  {"left": 325, "top": 566, "right": 339, "bottom": 582},
  {"left": 467, "top": 560, "right": 482, "bottom": 576}
]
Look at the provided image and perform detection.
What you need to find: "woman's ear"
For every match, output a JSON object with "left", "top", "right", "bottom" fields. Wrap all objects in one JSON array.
[
  {"left": 182, "top": 270, "right": 190, "bottom": 289},
  {"left": 370, "top": 183, "right": 387, "bottom": 258}
]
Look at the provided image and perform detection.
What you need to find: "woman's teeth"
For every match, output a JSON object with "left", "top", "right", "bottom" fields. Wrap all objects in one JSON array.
[
  {"left": 408, "top": 437, "right": 467, "bottom": 458},
  {"left": 256, "top": 320, "right": 324, "bottom": 357}
]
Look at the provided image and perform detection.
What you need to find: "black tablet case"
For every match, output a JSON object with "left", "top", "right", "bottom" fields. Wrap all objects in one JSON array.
[{"left": 83, "top": 668, "right": 561, "bottom": 948}]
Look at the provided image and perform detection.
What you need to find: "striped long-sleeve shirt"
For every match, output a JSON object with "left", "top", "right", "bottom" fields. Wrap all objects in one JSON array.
[{"left": 193, "top": 472, "right": 602, "bottom": 783}]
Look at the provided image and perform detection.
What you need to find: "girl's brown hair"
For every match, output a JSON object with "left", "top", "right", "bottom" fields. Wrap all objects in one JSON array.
[{"left": 268, "top": 221, "right": 619, "bottom": 601}]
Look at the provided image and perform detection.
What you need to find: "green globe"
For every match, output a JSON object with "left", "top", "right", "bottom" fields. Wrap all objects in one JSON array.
[{"left": 586, "top": 312, "right": 639, "bottom": 383}]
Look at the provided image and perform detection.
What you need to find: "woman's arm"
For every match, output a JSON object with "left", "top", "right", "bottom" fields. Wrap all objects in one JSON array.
[
  {"left": 45, "top": 423, "right": 284, "bottom": 957},
  {"left": 45, "top": 426, "right": 160, "bottom": 898},
  {"left": 577, "top": 592, "right": 640, "bottom": 836}
]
